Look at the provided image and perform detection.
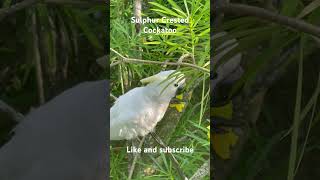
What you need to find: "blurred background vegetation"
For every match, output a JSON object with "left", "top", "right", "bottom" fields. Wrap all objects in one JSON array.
[
  {"left": 0, "top": 1, "right": 107, "bottom": 146},
  {"left": 213, "top": 0, "right": 320, "bottom": 180},
  {"left": 110, "top": 0, "right": 210, "bottom": 179}
]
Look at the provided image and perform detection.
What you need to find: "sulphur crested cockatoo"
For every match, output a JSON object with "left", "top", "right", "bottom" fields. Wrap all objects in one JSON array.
[{"left": 110, "top": 70, "right": 185, "bottom": 140}]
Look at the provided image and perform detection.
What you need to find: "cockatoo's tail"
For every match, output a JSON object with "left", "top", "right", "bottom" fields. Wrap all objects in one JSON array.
[{"left": 110, "top": 70, "right": 185, "bottom": 140}]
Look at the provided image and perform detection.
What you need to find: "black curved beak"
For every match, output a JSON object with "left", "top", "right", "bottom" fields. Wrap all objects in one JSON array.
[{"left": 176, "top": 86, "right": 184, "bottom": 94}]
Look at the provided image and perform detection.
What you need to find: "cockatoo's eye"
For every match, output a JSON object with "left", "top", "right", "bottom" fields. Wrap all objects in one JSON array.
[{"left": 174, "top": 83, "right": 179, "bottom": 87}]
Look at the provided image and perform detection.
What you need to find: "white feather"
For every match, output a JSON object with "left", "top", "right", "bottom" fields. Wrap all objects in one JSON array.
[{"left": 110, "top": 70, "right": 185, "bottom": 140}]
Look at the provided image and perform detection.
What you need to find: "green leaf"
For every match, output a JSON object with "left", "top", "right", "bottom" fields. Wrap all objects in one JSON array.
[
  {"left": 67, "top": 8, "right": 103, "bottom": 50},
  {"left": 36, "top": 4, "right": 51, "bottom": 28},
  {"left": 167, "top": 0, "right": 187, "bottom": 17},
  {"left": 0, "top": 47, "right": 14, "bottom": 53},
  {"left": 172, "top": 7, "right": 187, "bottom": 18},
  {"left": 165, "top": 41, "right": 179, "bottom": 46},
  {"left": 166, "top": 46, "right": 179, "bottom": 55},
  {"left": 149, "top": 2, "right": 183, "bottom": 18},
  {"left": 2, "top": 0, "right": 11, "bottom": 8},
  {"left": 306, "top": 4, "right": 320, "bottom": 24},
  {"left": 298, "top": 0, "right": 320, "bottom": 18},
  {"left": 215, "top": 29, "right": 275, "bottom": 67},
  {"left": 281, "top": 0, "right": 300, "bottom": 16},
  {"left": 167, "top": 0, "right": 183, "bottom": 11},
  {"left": 229, "top": 33, "right": 299, "bottom": 97},
  {"left": 143, "top": 41, "right": 161, "bottom": 45},
  {"left": 183, "top": 0, "right": 190, "bottom": 17},
  {"left": 36, "top": 4, "right": 57, "bottom": 73},
  {"left": 287, "top": 35, "right": 305, "bottom": 180},
  {"left": 245, "top": 132, "right": 286, "bottom": 179},
  {"left": 197, "top": 28, "right": 210, "bottom": 37}
]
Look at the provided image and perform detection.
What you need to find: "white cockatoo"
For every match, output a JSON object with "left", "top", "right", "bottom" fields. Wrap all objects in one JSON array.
[{"left": 110, "top": 70, "right": 185, "bottom": 140}]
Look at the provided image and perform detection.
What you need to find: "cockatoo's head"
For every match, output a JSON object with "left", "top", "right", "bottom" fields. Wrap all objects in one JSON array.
[{"left": 140, "top": 70, "right": 185, "bottom": 100}]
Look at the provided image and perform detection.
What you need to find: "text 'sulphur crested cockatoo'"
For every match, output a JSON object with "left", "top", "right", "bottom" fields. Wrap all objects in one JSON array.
[{"left": 110, "top": 70, "right": 185, "bottom": 140}]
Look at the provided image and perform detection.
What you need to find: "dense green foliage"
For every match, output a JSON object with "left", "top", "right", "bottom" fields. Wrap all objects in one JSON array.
[
  {"left": 213, "top": 1, "right": 320, "bottom": 179},
  {"left": 0, "top": 2, "right": 106, "bottom": 110},
  {"left": 0, "top": 2, "right": 106, "bottom": 147},
  {"left": 110, "top": 0, "right": 210, "bottom": 179}
]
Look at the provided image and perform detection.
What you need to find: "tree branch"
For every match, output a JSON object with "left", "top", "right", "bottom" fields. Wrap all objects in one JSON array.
[
  {"left": 218, "top": 3, "right": 320, "bottom": 38},
  {"left": 46, "top": 0, "right": 105, "bottom": 5},
  {"left": 0, "top": 0, "right": 105, "bottom": 20},
  {"left": 0, "top": 0, "right": 38, "bottom": 20},
  {"left": 110, "top": 48, "right": 210, "bottom": 73}
]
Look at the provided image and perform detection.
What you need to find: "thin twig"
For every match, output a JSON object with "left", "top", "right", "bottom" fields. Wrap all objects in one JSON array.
[
  {"left": 110, "top": 48, "right": 209, "bottom": 73},
  {"left": 31, "top": 10, "right": 45, "bottom": 105},
  {"left": 218, "top": 3, "right": 320, "bottom": 38},
  {"left": 0, "top": 100, "right": 24, "bottom": 122},
  {"left": 0, "top": 0, "right": 105, "bottom": 20},
  {"left": 96, "top": 55, "right": 108, "bottom": 67},
  {"left": 287, "top": 37, "right": 304, "bottom": 180},
  {"left": 0, "top": 0, "right": 38, "bottom": 20},
  {"left": 128, "top": 136, "right": 145, "bottom": 180},
  {"left": 46, "top": 0, "right": 105, "bottom": 5},
  {"left": 294, "top": 72, "right": 320, "bottom": 175},
  {"left": 110, "top": 93, "right": 118, "bottom": 101}
]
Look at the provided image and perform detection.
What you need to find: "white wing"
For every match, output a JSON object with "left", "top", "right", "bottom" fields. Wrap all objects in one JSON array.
[{"left": 110, "top": 86, "right": 169, "bottom": 140}]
